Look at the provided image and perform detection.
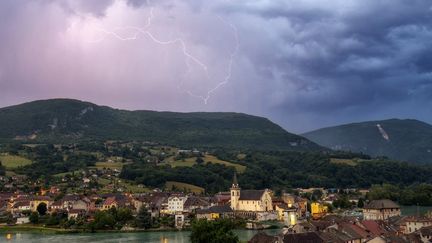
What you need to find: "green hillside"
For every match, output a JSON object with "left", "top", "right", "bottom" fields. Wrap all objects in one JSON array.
[
  {"left": 303, "top": 119, "right": 432, "bottom": 163},
  {"left": 0, "top": 99, "right": 322, "bottom": 151}
]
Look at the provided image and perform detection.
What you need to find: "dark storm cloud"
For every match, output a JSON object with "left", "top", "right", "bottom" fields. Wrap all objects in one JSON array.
[
  {"left": 214, "top": 0, "right": 432, "bottom": 130},
  {"left": 0, "top": 0, "right": 431, "bottom": 132}
]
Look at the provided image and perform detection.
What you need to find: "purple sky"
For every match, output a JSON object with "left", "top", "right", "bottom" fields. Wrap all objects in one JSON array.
[{"left": 1, "top": 0, "right": 432, "bottom": 133}]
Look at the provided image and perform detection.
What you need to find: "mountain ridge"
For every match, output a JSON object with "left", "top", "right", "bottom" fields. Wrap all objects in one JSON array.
[
  {"left": 303, "top": 118, "right": 432, "bottom": 163},
  {"left": 0, "top": 98, "right": 322, "bottom": 151}
]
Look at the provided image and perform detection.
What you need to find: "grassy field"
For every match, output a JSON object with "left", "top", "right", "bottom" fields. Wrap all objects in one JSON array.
[
  {"left": 204, "top": 155, "right": 247, "bottom": 173},
  {"left": 165, "top": 181, "right": 205, "bottom": 194},
  {"left": 0, "top": 155, "right": 32, "bottom": 169},
  {"left": 5, "top": 171, "right": 17, "bottom": 176},
  {"left": 97, "top": 178, "right": 149, "bottom": 193},
  {"left": 164, "top": 157, "right": 197, "bottom": 168},
  {"left": 330, "top": 158, "right": 358, "bottom": 166},
  {"left": 163, "top": 155, "right": 247, "bottom": 173},
  {"left": 53, "top": 170, "right": 83, "bottom": 178},
  {"left": 117, "top": 180, "right": 149, "bottom": 193}
]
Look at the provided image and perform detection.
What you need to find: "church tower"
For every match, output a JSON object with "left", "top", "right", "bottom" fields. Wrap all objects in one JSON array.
[{"left": 230, "top": 173, "right": 240, "bottom": 210}]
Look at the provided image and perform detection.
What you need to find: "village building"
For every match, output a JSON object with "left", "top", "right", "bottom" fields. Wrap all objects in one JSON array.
[
  {"left": 167, "top": 194, "right": 188, "bottom": 214},
  {"left": 50, "top": 200, "right": 63, "bottom": 212},
  {"left": 230, "top": 174, "right": 273, "bottom": 212},
  {"left": 68, "top": 209, "right": 86, "bottom": 220},
  {"left": 183, "top": 196, "right": 210, "bottom": 213},
  {"left": 30, "top": 196, "right": 52, "bottom": 212},
  {"left": 102, "top": 196, "right": 118, "bottom": 210},
  {"left": 196, "top": 205, "right": 234, "bottom": 221},
  {"left": 11, "top": 200, "right": 30, "bottom": 213},
  {"left": 405, "top": 216, "right": 432, "bottom": 234},
  {"left": 363, "top": 199, "right": 401, "bottom": 220}
]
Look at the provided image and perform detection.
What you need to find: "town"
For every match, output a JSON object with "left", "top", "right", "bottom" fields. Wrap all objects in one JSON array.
[
  {"left": 0, "top": 172, "right": 431, "bottom": 242},
  {"left": 0, "top": 141, "right": 431, "bottom": 242}
]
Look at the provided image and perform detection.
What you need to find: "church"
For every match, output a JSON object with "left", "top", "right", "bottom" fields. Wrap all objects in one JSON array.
[{"left": 230, "top": 173, "right": 273, "bottom": 212}]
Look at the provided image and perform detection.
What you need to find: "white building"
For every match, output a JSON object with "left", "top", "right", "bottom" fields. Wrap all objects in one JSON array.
[
  {"left": 405, "top": 217, "right": 432, "bottom": 234},
  {"left": 167, "top": 195, "right": 188, "bottom": 214}
]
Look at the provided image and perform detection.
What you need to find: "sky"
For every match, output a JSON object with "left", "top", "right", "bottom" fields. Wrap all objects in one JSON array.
[{"left": 1, "top": 0, "right": 432, "bottom": 133}]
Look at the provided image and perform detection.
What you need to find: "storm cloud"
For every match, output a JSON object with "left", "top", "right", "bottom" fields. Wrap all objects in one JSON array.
[{"left": 0, "top": 0, "right": 431, "bottom": 132}]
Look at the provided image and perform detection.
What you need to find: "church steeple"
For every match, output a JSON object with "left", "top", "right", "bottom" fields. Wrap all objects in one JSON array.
[
  {"left": 232, "top": 172, "right": 239, "bottom": 188},
  {"left": 230, "top": 172, "right": 240, "bottom": 210}
]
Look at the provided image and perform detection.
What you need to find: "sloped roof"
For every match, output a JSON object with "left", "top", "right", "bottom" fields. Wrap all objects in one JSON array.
[
  {"left": 420, "top": 226, "right": 432, "bottom": 236},
  {"left": 316, "top": 232, "right": 345, "bottom": 243},
  {"left": 197, "top": 205, "right": 233, "bottom": 214},
  {"left": 184, "top": 196, "right": 209, "bottom": 208},
  {"left": 239, "top": 190, "right": 264, "bottom": 200},
  {"left": 283, "top": 232, "right": 324, "bottom": 243},
  {"left": 364, "top": 200, "right": 400, "bottom": 209},
  {"left": 361, "top": 220, "right": 386, "bottom": 236},
  {"left": 103, "top": 196, "right": 117, "bottom": 206},
  {"left": 249, "top": 232, "right": 278, "bottom": 243},
  {"left": 32, "top": 196, "right": 52, "bottom": 201},
  {"left": 340, "top": 222, "right": 370, "bottom": 239},
  {"left": 13, "top": 200, "right": 30, "bottom": 208},
  {"left": 51, "top": 200, "right": 63, "bottom": 207}
]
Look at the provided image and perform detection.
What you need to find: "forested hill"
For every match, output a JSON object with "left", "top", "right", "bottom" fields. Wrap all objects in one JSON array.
[
  {"left": 303, "top": 119, "right": 432, "bottom": 164},
  {"left": 0, "top": 99, "right": 322, "bottom": 151}
]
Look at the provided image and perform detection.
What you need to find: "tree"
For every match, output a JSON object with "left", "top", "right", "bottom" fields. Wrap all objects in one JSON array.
[
  {"left": 93, "top": 211, "right": 116, "bottom": 230},
  {"left": 37, "top": 202, "right": 48, "bottom": 215},
  {"left": 116, "top": 207, "right": 133, "bottom": 224},
  {"left": 29, "top": 212, "right": 39, "bottom": 224},
  {"left": 333, "top": 196, "right": 352, "bottom": 209},
  {"left": 190, "top": 219, "right": 239, "bottom": 243},
  {"left": 196, "top": 157, "right": 204, "bottom": 164},
  {"left": 357, "top": 198, "right": 364, "bottom": 208},
  {"left": 135, "top": 206, "right": 152, "bottom": 229}
]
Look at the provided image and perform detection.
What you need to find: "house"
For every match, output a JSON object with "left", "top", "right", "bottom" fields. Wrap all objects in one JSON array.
[
  {"left": 363, "top": 199, "right": 401, "bottom": 220},
  {"left": 405, "top": 217, "right": 432, "bottom": 234},
  {"left": 102, "top": 197, "right": 118, "bottom": 210},
  {"left": 101, "top": 194, "right": 131, "bottom": 210},
  {"left": 72, "top": 198, "right": 91, "bottom": 211},
  {"left": 62, "top": 194, "right": 81, "bottom": 209},
  {"left": 214, "top": 192, "right": 231, "bottom": 206},
  {"left": 183, "top": 196, "right": 210, "bottom": 212},
  {"left": 419, "top": 226, "right": 432, "bottom": 243},
  {"left": 50, "top": 201, "right": 63, "bottom": 212},
  {"left": 16, "top": 217, "right": 30, "bottom": 224},
  {"left": 230, "top": 174, "right": 273, "bottom": 212},
  {"left": 311, "top": 202, "right": 328, "bottom": 219},
  {"left": 167, "top": 194, "right": 188, "bottom": 214},
  {"left": 68, "top": 209, "right": 86, "bottom": 219},
  {"left": 11, "top": 200, "right": 30, "bottom": 213},
  {"left": 133, "top": 193, "right": 167, "bottom": 217},
  {"left": 196, "top": 205, "right": 234, "bottom": 221}
]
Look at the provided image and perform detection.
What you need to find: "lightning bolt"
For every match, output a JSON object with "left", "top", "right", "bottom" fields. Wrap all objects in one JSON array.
[{"left": 86, "top": 1, "right": 239, "bottom": 104}]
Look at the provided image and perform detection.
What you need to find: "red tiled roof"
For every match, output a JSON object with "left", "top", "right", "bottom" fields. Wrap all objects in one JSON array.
[
  {"left": 362, "top": 220, "right": 385, "bottom": 236},
  {"left": 103, "top": 196, "right": 117, "bottom": 206}
]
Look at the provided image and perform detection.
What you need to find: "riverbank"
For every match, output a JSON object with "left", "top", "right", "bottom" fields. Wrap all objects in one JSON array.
[{"left": 0, "top": 225, "right": 185, "bottom": 234}]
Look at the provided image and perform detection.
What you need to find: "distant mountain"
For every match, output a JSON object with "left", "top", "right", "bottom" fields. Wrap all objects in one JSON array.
[
  {"left": 0, "top": 99, "right": 322, "bottom": 151},
  {"left": 303, "top": 119, "right": 432, "bottom": 163}
]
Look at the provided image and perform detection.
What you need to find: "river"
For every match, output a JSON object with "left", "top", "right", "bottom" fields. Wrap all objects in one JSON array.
[{"left": 3, "top": 229, "right": 281, "bottom": 243}]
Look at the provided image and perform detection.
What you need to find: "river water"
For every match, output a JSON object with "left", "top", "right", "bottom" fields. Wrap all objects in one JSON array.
[{"left": 3, "top": 229, "right": 281, "bottom": 243}]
